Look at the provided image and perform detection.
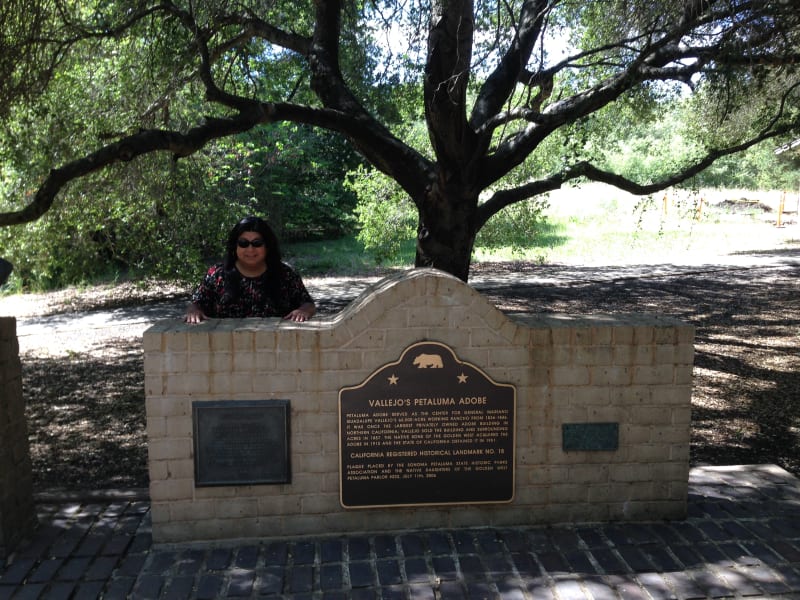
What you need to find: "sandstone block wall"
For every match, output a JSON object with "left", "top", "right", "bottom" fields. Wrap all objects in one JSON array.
[
  {"left": 144, "top": 269, "right": 694, "bottom": 543},
  {"left": 0, "top": 317, "right": 37, "bottom": 556}
]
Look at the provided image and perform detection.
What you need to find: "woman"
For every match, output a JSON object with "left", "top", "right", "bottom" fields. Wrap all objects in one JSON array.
[{"left": 185, "top": 216, "right": 316, "bottom": 323}]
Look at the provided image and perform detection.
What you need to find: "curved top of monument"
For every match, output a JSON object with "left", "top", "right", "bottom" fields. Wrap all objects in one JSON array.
[
  {"left": 144, "top": 266, "right": 518, "bottom": 340},
  {"left": 329, "top": 267, "right": 514, "bottom": 338}
]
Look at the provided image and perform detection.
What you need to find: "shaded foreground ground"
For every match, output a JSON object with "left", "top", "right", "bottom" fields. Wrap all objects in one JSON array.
[
  {"left": 6, "top": 253, "right": 800, "bottom": 493},
  {"left": 4, "top": 465, "right": 800, "bottom": 600}
]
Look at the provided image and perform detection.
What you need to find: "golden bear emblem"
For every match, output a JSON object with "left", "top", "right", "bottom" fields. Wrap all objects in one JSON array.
[{"left": 412, "top": 353, "right": 444, "bottom": 368}]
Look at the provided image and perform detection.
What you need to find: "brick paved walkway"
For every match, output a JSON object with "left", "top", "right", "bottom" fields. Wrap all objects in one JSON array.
[{"left": 2, "top": 464, "right": 800, "bottom": 599}]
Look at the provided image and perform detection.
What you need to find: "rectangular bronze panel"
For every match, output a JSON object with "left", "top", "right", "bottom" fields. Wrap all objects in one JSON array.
[
  {"left": 193, "top": 400, "right": 290, "bottom": 486},
  {"left": 562, "top": 422, "right": 619, "bottom": 451}
]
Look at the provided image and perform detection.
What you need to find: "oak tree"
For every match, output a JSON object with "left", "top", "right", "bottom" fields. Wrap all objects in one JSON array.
[{"left": 1, "top": 0, "right": 799, "bottom": 281}]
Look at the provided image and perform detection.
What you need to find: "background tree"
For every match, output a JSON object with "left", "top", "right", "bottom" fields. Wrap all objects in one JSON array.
[{"left": 1, "top": 0, "right": 798, "bottom": 282}]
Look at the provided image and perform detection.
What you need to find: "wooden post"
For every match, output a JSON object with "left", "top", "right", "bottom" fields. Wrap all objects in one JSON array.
[{"left": 695, "top": 196, "right": 704, "bottom": 221}]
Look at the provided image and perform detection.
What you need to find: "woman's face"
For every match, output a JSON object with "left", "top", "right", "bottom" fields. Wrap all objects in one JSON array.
[{"left": 235, "top": 230, "right": 267, "bottom": 271}]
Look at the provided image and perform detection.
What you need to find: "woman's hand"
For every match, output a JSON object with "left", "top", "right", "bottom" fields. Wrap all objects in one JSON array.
[
  {"left": 184, "top": 302, "right": 208, "bottom": 324},
  {"left": 284, "top": 302, "right": 316, "bottom": 322}
]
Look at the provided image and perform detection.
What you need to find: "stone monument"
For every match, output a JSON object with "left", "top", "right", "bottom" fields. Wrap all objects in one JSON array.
[{"left": 144, "top": 269, "right": 694, "bottom": 543}]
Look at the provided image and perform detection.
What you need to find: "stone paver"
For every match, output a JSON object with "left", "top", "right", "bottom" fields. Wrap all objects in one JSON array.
[{"left": 1, "top": 465, "right": 800, "bottom": 599}]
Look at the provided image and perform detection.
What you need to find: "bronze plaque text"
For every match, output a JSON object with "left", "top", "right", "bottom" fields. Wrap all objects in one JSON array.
[{"left": 339, "top": 342, "right": 515, "bottom": 508}]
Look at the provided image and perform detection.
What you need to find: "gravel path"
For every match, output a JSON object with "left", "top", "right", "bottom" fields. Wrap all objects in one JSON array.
[{"left": 2, "top": 249, "right": 796, "bottom": 356}]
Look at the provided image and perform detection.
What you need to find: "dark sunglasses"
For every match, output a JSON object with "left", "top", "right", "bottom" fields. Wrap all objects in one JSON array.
[{"left": 237, "top": 238, "right": 265, "bottom": 248}]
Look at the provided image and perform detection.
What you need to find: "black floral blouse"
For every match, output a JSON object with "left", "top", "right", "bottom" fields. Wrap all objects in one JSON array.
[{"left": 191, "top": 263, "right": 314, "bottom": 318}]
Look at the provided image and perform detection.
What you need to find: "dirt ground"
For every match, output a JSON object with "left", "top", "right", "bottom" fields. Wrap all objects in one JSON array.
[
  {"left": 3, "top": 247, "right": 799, "bottom": 494},
  {"left": 473, "top": 258, "right": 800, "bottom": 476}
]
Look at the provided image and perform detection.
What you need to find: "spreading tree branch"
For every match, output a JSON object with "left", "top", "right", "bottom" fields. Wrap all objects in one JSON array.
[
  {"left": 475, "top": 123, "right": 800, "bottom": 231},
  {"left": 424, "top": 0, "right": 476, "bottom": 172},
  {"left": 0, "top": 109, "right": 267, "bottom": 226},
  {"left": 470, "top": 0, "right": 549, "bottom": 130}
]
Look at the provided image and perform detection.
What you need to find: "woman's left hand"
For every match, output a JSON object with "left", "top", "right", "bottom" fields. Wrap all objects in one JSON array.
[{"left": 284, "top": 303, "right": 316, "bottom": 322}]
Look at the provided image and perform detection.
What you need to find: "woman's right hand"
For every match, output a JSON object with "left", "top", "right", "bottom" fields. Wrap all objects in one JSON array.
[{"left": 184, "top": 303, "right": 207, "bottom": 324}]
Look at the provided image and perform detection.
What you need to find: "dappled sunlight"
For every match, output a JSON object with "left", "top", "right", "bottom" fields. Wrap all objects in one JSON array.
[
  {"left": 12, "top": 256, "right": 800, "bottom": 492},
  {"left": 477, "top": 260, "right": 800, "bottom": 476},
  {"left": 22, "top": 340, "right": 147, "bottom": 491},
  {"left": 5, "top": 259, "right": 800, "bottom": 597},
  {"left": 119, "top": 466, "right": 800, "bottom": 597}
]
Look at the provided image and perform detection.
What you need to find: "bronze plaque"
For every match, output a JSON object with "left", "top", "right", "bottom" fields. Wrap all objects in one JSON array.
[
  {"left": 193, "top": 400, "right": 290, "bottom": 486},
  {"left": 339, "top": 341, "right": 516, "bottom": 508},
  {"left": 563, "top": 422, "right": 619, "bottom": 451}
]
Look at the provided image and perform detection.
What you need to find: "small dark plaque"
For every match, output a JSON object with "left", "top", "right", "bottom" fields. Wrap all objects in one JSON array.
[
  {"left": 193, "top": 400, "right": 290, "bottom": 486},
  {"left": 339, "top": 341, "right": 516, "bottom": 508},
  {"left": 562, "top": 422, "right": 619, "bottom": 451}
]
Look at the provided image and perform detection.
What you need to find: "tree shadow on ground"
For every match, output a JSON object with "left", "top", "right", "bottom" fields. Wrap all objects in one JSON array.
[
  {"left": 22, "top": 340, "right": 147, "bottom": 491},
  {"left": 481, "top": 260, "right": 800, "bottom": 476},
  {"left": 19, "top": 260, "right": 800, "bottom": 491}
]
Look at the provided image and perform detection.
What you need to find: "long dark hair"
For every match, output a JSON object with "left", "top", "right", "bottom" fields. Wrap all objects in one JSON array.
[
  {"left": 222, "top": 216, "right": 285, "bottom": 304},
  {"left": 224, "top": 215, "right": 282, "bottom": 271}
]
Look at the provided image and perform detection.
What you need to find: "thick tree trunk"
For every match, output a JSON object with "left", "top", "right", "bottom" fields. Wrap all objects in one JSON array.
[{"left": 414, "top": 179, "right": 477, "bottom": 283}]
